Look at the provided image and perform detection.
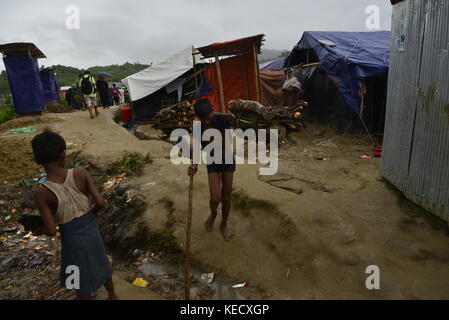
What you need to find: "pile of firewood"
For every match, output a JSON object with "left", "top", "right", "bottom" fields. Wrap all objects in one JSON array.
[
  {"left": 228, "top": 99, "right": 308, "bottom": 132},
  {"left": 150, "top": 101, "right": 195, "bottom": 133},
  {"left": 150, "top": 99, "right": 309, "bottom": 136}
]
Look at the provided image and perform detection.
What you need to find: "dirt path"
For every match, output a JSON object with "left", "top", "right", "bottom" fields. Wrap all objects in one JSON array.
[{"left": 7, "top": 109, "right": 449, "bottom": 300}]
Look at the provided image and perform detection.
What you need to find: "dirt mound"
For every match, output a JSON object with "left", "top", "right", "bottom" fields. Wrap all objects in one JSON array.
[
  {"left": 0, "top": 138, "right": 43, "bottom": 184},
  {"left": 45, "top": 103, "right": 73, "bottom": 114},
  {"left": 0, "top": 116, "right": 57, "bottom": 132}
]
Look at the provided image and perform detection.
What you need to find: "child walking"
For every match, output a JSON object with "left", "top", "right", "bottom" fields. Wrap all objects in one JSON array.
[{"left": 31, "top": 130, "right": 117, "bottom": 300}]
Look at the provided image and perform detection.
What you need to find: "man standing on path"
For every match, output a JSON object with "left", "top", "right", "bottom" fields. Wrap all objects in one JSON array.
[{"left": 79, "top": 71, "right": 99, "bottom": 119}]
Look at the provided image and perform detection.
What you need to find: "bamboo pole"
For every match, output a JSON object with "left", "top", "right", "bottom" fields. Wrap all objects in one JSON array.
[
  {"left": 253, "top": 44, "right": 261, "bottom": 102},
  {"left": 242, "top": 55, "right": 250, "bottom": 99},
  {"left": 215, "top": 53, "right": 226, "bottom": 113},
  {"left": 302, "top": 62, "right": 321, "bottom": 68},
  {"left": 192, "top": 53, "right": 198, "bottom": 92},
  {"left": 184, "top": 175, "right": 194, "bottom": 300}
]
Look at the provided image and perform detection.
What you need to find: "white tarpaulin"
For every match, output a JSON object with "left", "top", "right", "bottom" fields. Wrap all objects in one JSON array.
[{"left": 122, "top": 46, "right": 196, "bottom": 102}]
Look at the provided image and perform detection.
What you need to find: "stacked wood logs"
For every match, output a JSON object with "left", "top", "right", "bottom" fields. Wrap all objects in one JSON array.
[
  {"left": 228, "top": 99, "right": 309, "bottom": 132},
  {"left": 151, "top": 99, "right": 309, "bottom": 136},
  {"left": 150, "top": 101, "right": 196, "bottom": 134}
]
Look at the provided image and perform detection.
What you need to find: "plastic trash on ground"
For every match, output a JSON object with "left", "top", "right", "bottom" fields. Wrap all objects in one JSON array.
[
  {"left": 132, "top": 278, "right": 149, "bottom": 288},
  {"left": 232, "top": 282, "right": 249, "bottom": 288},
  {"left": 201, "top": 273, "right": 215, "bottom": 284}
]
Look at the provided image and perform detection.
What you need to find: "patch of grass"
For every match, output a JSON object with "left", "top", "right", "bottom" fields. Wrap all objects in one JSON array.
[
  {"left": 66, "top": 151, "right": 109, "bottom": 188},
  {"left": 231, "top": 189, "right": 279, "bottom": 217},
  {"left": 159, "top": 196, "right": 174, "bottom": 210},
  {"left": 382, "top": 178, "right": 449, "bottom": 235},
  {"left": 150, "top": 226, "right": 180, "bottom": 255},
  {"left": 0, "top": 106, "right": 15, "bottom": 124},
  {"left": 158, "top": 196, "right": 176, "bottom": 228},
  {"left": 116, "top": 151, "right": 152, "bottom": 175}
]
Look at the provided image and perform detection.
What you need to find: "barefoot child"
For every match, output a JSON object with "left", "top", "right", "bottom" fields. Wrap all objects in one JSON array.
[
  {"left": 187, "top": 99, "right": 235, "bottom": 241},
  {"left": 31, "top": 130, "right": 117, "bottom": 300}
]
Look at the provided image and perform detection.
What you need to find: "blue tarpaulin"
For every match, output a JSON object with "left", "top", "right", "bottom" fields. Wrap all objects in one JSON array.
[
  {"left": 284, "top": 31, "right": 391, "bottom": 112},
  {"left": 259, "top": 56, "right": 287, "bottom": 71},
  {"left": 3, "top": 56, "right": 44, "bottom": 114},
  {"left": 40, "top": 70, "right": 59, "bottom": 104}
]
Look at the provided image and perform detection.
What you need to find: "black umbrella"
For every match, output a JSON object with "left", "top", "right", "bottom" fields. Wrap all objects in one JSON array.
[{"left": 97, "top": 71, "right": 112, "bottom": 78}]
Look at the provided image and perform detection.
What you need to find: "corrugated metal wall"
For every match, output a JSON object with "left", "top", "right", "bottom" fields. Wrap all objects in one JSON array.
[{"left": 381, "top": 0, "right": 449, "bottom": 221}]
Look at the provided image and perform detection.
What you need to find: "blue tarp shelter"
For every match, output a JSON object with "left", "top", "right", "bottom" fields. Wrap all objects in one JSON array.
[
  {"left": 259, "top": 56, "right": 287, "bottom": 71},
  {"left": 284, "top": 31, "right": 391, "bottom": 112},
  {"left": 3, "top": 56, "right": 45, "bottom": 114},
  {"left": 0, "top": 43, "right": 47, "bottom": 114},
  {"left": 40, "top": 69, "right": 59, "bottom": 104}
]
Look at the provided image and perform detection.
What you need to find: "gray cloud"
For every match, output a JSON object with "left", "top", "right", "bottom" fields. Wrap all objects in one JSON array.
[{"left": 0, "top": 0, "right": 392, "bottom": 71}]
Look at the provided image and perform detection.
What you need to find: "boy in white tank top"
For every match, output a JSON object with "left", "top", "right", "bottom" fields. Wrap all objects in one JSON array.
[{"left": 31, "top": 130, "right": 118, "bottom": 300}]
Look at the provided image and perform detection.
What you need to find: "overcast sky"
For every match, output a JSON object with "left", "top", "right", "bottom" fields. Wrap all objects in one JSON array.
[{"left": 0, "top": 0, "right": 392, "bottom": 71}]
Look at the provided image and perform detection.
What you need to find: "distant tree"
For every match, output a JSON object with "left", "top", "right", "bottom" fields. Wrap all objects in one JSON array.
[{"left": 0, "top": 62, "right": 150, "bottom": 95}]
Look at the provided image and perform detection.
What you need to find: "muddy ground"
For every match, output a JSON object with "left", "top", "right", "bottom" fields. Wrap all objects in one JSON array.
[{"left": 1, "top": 108, "right": 449, "bottom": 300}]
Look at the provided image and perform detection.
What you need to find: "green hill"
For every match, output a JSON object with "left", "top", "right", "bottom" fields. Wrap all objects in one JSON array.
[
  {"left": 258, "top": 49, "right": 290, "bottom": 63},
  {"left": 0, "top": 62, "right": 150, "bottom": 97}
]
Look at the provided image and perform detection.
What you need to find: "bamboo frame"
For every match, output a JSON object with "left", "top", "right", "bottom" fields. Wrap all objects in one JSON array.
[
  {"left": 184, "top": 176, "right": 194, "bottom": 300},
  {"left": 215, "top": 53, "right": 226, "bottom": 112},
  {"left": 301, "top": 62, "right": 321, "bottom": 68},
  {"left": 242, "top": 54, "right": 250, "bottom": 98},
  {"left": 192, "top": 53, "right": 198, "bottom": 92},
  {"left": 253, "top": 43, "right": 261, "bottom": 102}
]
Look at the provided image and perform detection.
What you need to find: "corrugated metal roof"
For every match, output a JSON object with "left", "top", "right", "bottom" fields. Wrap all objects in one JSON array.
[{"left": 381, "top": 0, "right": 449, "bottom": 221}]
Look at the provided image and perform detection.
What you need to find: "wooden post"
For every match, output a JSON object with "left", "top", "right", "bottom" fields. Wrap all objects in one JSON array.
[
  {"left": 192, "top": 52, "right": 198, "bottom": 92},
  {"left": 253, "top": 44, "right": 261, "bottom": 102},
  {"left": 242, "top": 55, "right": 250, "bottom": 99},
  {"left": 215, "top": 53, "right": 226, "bottom": 113},
  {"left": 184, "top": 175, "right": 194, "bottom": 300}
]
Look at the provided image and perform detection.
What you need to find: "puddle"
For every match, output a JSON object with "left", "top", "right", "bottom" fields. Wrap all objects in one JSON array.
[{"left": 140, "top": 262, "right": 246, "bottom": 300}]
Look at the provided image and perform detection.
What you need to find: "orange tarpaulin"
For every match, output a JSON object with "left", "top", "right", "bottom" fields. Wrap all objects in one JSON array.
[{"left": 201, "top": 54, "right": 258, "bottom": 112}]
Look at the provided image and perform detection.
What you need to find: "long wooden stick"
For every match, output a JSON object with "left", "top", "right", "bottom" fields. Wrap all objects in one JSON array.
[
  {"left": 253, "top": 43, "right": 261, "bottom": 102},
  {"left": 215, "top": 53, "right": 226, "bottom": 113},
  {"left": 184, "top": 175, "right": 194, "bottom": 300}
]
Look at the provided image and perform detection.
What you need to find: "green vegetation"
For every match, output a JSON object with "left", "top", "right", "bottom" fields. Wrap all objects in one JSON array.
[
  {"left": 382, "top": 178, "right": 449, "bottom": 235},
  {"left": 0, "top": 106, "right": 15, "bottom": 124},
  {"left": 231, "top": 188, "right": 279, "bottom": 217},
  {"left": 258, "top": 49, "right": 290, "bottom": 63},
  {"left": 0, "top": 62, "right": 150, "bottom": 96},
  {"left": 116, "top": 151, "right": 152, "bottom": 175},
  {"left": 150, "top": 226, "right": 180, "bottom": 255}
]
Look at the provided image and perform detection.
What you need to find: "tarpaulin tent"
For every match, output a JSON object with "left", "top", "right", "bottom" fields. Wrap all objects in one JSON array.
[
  {"left": 195, "top": 34, "right": 265, "bottom": 112},
  {"left": 284, "top": 31, "right": 391, "bottom": 112},
  {"left": 122, "top": 46, "right": 202, "bottom": 123},
  {"left": 258, "top": 56, "right": 288, "bottom": 107},
  {"left": 3, "top": 56, "right": 44, "bottom": 114},
  {"left": 196, "top": 54, "right": 259, "bottom": 112},
  {"left": 40, "top": 69, "right": 59, "bottom": 104},
  {"left": 259, "top": 56, "right": 287, "bottom": 71},
  {"left": 259, "top": 69, "right": 285, "bottom": 107},
  {"left": 122, "top": 46, "right": 198, "bottom": 102},
  {"left": 299, "top": 66, "right": 388, "bottom": 133},
  {"left": 0, "top": 43, "right": 46, "bottom": 114}
]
